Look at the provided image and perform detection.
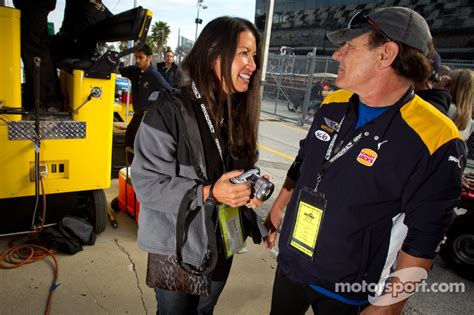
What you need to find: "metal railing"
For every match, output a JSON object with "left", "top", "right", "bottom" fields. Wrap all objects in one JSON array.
[
  {"left": 261, "top": 52, "right": 474, "bottom": 126},
  {"left": 261, "top": 52, "right": 339, "bottom": 126}
]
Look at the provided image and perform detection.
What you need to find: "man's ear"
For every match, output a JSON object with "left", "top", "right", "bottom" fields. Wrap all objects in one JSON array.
[{"left": 379, "top": 42, "right": 399, "bottom": 68}]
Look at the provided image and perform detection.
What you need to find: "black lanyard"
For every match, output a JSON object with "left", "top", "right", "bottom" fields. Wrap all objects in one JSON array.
[
  {"left": 314, "top": 88, "right": 416, "bottom": 192},
  {"left": 192, "top": 81, "right": 226, "bottom": 171},
  {"left": 314, "top": 115, "right": 368, "bottom": 191}
]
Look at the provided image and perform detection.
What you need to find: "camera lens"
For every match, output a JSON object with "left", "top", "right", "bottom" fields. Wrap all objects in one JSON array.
[{"left": 254, "top": 177, "right": 275, "bottom": 201}]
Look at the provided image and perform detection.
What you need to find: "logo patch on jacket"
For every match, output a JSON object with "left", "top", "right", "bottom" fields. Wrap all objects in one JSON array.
[
  {"left": 357, "top": 148, "right": 378, "bottom": 167},
  {"left": 319, "top": 124, "right": 334, "bottom": 134},
  {"left": 315, "top": 130, "right": 331, "bottom": 142},
  {"left": 324, "top": 117, "right": 341, "bottom": 131}
]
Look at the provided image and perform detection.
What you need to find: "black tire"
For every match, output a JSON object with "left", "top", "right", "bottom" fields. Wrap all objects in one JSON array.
[
  {"left": 111, "top": 197, "right": 120, "bottom": 212},
  {"left": 440, "top": 213, "right": 474, "bottom": 281},
  {"left": 86, "top": 189, "right": 107, "bottom": 234},
  {"left": 287, "top": 102, "right": 297, "bottom": 112}
]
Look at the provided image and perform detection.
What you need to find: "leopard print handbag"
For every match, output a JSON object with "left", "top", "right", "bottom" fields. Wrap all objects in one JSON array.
[{"left": 146, "top": 253, "right": 211, "bottom": 296}]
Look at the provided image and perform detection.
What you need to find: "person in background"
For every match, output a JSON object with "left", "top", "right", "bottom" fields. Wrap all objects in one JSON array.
[
  {"left": 414, "top": 49, "right": 452, "bottom": 115},
  {"left": 157, "top": 50, "right": 181, "bottom": 87},
  {"left": 13, "top": 0, "right": 113, "bottom": 112},
  {"left": 119, "top": 44, "right": 170, "bottom": 161},
  {"left": 432, "top": 64, "right": 453, "bottom": 91},
  {"left": 439, "top": 64, "right": 452, "bottom": 79},
  {"left": 13, "top": 0, "right": 63, "bottom": 112},
  {"left": 447, "top": 69, "right": 474, "bottom": 141},
  {"left": 51, "top": 0, "right": 112, "bottom": 62},
  {"left": 131, "top": 16, "right": 266, "bottom": 314},
  {"left": 264, "top": 7, "right": 465, "bottom": 315}
]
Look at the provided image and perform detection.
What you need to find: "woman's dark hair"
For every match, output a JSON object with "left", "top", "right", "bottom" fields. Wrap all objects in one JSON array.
[
  {"left": 368, "top": 32, "right": 432, "bottom": 83},
  {"left": 180, "top": 16, "right": 261, "bottom": 166}
]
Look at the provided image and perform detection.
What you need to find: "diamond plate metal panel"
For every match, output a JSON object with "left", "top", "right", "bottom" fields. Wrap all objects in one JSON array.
[{"left": 8, "top": 121, "right": 86, "bottom": 140}]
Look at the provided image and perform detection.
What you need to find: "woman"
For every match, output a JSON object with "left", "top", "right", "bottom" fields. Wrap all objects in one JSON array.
[
  {"left": 447, "top": 69, "right": 474, "bottom": 140},
  {"left": 131, "top": 17, "right": 265, "bottom": 314}
]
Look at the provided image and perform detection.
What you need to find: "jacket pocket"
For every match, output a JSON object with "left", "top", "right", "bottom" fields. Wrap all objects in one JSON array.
[
  {"left": 356, "top": 228, "right": 371, "bottom": 283},
  {"left": 356, "top": 218, "right": 392, "bottom": 283}
]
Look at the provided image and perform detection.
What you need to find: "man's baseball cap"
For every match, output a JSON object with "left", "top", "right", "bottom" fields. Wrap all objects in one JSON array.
[{"left": 327, "top": 6, "right": 432, "bottom": 55}]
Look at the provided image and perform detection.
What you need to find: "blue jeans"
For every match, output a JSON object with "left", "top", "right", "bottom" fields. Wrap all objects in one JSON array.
[{"left": 155, "top": 279, "right": 228, "bottom": 315}]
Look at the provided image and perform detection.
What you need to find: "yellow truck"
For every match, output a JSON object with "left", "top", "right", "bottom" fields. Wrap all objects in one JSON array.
[{"left": 0, "top": 5, "right": 152, "bottom": 234}]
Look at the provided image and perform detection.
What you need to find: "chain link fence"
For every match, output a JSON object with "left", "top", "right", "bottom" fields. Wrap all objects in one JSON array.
[
  {"left": 261, "top": 52, "right": 474, "bottom": 126},
  {"left": 262, "top": 52, "right": 339, "bottom": 126}
]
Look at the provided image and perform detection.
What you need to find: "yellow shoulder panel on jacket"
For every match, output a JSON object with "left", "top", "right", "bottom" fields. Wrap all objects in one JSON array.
[
  {"left": 321, "top": 90, "right": 354, "bottom": 106},
  {"left": 400, "top": 95, "right": 462, "bottom": 155}
]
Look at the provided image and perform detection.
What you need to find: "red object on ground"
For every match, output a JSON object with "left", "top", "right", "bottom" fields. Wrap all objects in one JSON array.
[
  {"left": 118, "top": 167, "right": 140, "bottom": 223},
  {"left": 121, "top": 91, "right": 133, "bottom": 104}
]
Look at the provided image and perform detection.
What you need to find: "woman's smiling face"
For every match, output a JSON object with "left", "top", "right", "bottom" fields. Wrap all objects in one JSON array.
[{"left": 214, "top": 30, "right": 257, "bottom": 94}]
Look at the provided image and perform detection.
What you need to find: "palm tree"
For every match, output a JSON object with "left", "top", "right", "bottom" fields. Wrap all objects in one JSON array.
[
  {"left": 148, "top": 21, "right": 171, "bottom": 55},
  {"left": 119, "top": 41, "right": 129, "bottom": 51}
]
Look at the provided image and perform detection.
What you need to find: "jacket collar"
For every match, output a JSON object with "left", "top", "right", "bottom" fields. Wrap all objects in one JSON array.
[{"left": 344, "top": 87, "right": 415, "bottom": 139}]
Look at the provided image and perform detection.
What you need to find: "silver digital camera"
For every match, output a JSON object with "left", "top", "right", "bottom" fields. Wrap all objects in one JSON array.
[{"left": 230, "top": 168, "right": 274, "bottom": 201}]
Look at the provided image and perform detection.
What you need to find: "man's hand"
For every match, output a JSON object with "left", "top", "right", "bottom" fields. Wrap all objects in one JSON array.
[
  {"left": 361, "top": 302, "right": 404, "bottom": 315},
  {"left": 362, "top": 251, "right": 433, "bottom": 314},
  {"left": 263, "top": 176, "right": 295, "bottom": 249},
  {"left": 264, "top": 205, "right": 284, "bottom": 249}
]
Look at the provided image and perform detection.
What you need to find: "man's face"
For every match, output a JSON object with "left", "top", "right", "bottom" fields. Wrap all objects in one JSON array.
[
  {"left": 135, "top": 51, "right": 152, "bottom": 70},
  {"left": 331, "top": 33, "right": 381, "bottom": 93},
  {"left": 164, "top": 52, "right": 174, "bottom": 65}
]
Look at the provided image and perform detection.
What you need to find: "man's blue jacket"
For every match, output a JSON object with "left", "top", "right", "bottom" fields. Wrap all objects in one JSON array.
[{"left": 278, "top": 89, "right": 465, "bottom": 300}]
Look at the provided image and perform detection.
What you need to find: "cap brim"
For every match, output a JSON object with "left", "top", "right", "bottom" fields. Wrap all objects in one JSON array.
[{"left": 327, "top": 27, "right": 371, "bottom": 46}]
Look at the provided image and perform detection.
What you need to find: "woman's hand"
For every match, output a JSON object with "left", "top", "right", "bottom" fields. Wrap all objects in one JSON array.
[
  {"left": 245, "top": 196, "right": 263, "bottom": 209},
  {"left": 245, "top": 174, "right": 270, "bottom": 209},
  {"left": 204, "top": 170, "right": 252, "bottom": 208}
]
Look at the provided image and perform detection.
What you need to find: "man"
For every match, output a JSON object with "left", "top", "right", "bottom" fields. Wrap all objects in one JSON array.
[
  {"left": 156, "top": 50, "right": 181, "bottom": 87},
  {"left": 13, "top": 0, "right": 63, "bottom": 111},
  {"left": 119, "top": 44, "right": 170, "bottom": 161},
  {"left": 51, "top": 0, "right": 113, "bottom": 62},
  {"left": 414, "top": 50, "right": 452, "bottom": 115},
  {"left": 265, "top": 7, "right": 465, "bottom": 315},
  {"left": 14, "top": 0, "right": 113, "bottom": 112}
]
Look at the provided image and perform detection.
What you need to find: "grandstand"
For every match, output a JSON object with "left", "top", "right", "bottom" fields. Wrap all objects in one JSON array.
[{"left": 255, "top": 0, "right": 474, "bottom": 60}]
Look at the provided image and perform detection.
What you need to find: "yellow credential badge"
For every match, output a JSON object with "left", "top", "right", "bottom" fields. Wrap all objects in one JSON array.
[
  {"left": 290, "top": 201, "right": 323, "bottom": 257},
  {"left": 217, "top": 204, "right": 245, "bottom": 258}
]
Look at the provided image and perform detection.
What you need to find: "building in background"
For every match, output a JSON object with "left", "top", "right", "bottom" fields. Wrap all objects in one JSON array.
[
  {"left": 255, "top": 0, "right": 474, "bottom": 60},
  {"left": 176, "top": 35, "right": 194, "bottom": 63}
]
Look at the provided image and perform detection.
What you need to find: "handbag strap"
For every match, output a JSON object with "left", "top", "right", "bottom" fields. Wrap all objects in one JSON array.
[{"left": 176, "top": 186, "right": 218, "bottom": 275}]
